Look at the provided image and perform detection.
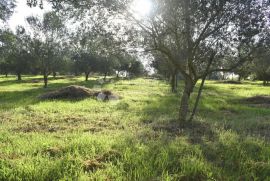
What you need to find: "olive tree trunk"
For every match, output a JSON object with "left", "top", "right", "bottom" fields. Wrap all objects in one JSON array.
[
  {"left": 171, "top": 73, "right": 176, "bottom": 93},
  {"left": 85, "top": 72, "right": 90, "bottom": 81},
  {"left": 43, "top": 73, "right": 48, "bottom": 88},
  {"left": 104, "top": 72, "right": 107, "bottom": 81},
  {"left": 179, "top": 78, "right": 194, "bottom": 122},
  {"left": 17, "top": 73, "right": 22, "bottom": 81},
  {"left": 170, "top": 70, "right": 178, "bottom": 93}
]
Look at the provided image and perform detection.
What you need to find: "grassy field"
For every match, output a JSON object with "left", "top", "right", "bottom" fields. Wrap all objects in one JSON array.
[{"left": 0, "top": 76, "right": 270, "bottom": 180}]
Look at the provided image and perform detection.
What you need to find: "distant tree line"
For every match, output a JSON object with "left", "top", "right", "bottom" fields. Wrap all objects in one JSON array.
[{"left": 0, "top": 11, "right": 145, "bottom": 88}]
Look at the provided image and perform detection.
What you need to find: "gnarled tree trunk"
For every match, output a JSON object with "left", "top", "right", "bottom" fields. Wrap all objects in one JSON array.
[{"left": 179, "top": 78, "right": 194, "bottom": 122}]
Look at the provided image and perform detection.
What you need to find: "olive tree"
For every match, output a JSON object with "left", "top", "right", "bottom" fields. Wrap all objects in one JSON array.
[
  {"left": 28, "top": 0, "right": 268, "bottom": 122},
  {"left": 27, "top": 11, "right": 65, "bottom": 88}
]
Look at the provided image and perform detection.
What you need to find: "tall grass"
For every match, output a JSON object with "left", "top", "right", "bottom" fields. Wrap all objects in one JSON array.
[{"left": 0, "top": 76, "right": 269, "bottom": 180}]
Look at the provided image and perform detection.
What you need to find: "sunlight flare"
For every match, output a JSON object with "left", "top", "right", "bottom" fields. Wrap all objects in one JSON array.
[{"left": 131, "top": 0, "right": 153, "bottom": 17}]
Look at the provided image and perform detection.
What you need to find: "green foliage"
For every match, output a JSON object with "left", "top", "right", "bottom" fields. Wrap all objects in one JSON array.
[{"left": 0, "top": 0, "right": 15, "bottom": 21}]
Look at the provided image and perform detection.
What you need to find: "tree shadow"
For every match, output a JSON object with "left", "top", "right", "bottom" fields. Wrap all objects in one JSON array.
[
  {"left": 0, "top": 76, "right": 69, "bottom": 86},
  {"left": 138, "top": 80, "right": 270, "bottom": 142},
  {"left": 0, "top": 87, "right": 47, "bottom": 110},
  {"left": 127, "top": 113, "right": 270, "bottom": 180},
  {"left": 139, "top": 110, "right": 270, "bottom": 180}
]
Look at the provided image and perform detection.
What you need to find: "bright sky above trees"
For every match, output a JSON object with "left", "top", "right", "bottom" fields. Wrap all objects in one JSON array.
[{"left": 8, "top": 0, "right": 51, "bottom": 31}]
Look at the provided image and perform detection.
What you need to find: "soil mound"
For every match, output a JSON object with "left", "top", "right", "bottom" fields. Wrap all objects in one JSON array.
[
  {"left": 39, "top": 85, "right": 119, "bottom": 101},
  {"left": 39, "top": 85, "right": 97, "bottom": 99}
]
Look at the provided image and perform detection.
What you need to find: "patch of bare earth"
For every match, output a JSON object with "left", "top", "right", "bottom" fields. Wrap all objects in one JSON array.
[
  {"left": 83, "top": 120, "right": 124, "bottom": 133},
  {"left": 12, "top": 122, "right": 66, "bottom": 133},
  {"left": 42, "top": 147, "right": 63, "bottom": 157},
  {"left": 219, "top": 107, "right": 238, "bottom": 115},
  {"left": 83, "top": 150, "right": 121, "bottom": 172},
  {"left": 242, "top": 95, "right": 270, "bottom": 108},
  {"left": 0, "top": 153, "right": 21, "bottom": 160}
]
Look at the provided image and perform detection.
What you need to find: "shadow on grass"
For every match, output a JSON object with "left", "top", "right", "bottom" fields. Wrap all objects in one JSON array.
[
  {"left": 138, "top": 115, "right": 270, "bottom": 180},
  {"left": 138, "top": 81, "right": 270, "bottom": 142},
  {"left": 0, "top": 76, "right": 70, "bottom": 86},
  {"left": 126, "top": 114, "right": 270, "bottom": 180}
]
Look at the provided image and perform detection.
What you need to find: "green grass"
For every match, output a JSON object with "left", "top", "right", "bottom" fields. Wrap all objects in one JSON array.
[{"left": 0, "top": 75, "right": 270, "bottom": 180}]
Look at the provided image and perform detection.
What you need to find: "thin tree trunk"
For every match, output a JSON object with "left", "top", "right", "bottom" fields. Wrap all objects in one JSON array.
[
  {"left": 263, "top": 80, "right": 267, "bottom": 86},
  {"left": 179, "top": 79, "right": 194, "bottom": 122},
  {"left": 85, "top": 72, "right": 90, "bottom": 81},
  {"left": 104, "top": 72, "right": 107, "bottom": 81},
  {"left": 171, "top": 73, "right": 176, "bottom": 93},
  {"left": 5, "top": 73, "right": 8, "bottom": 78},
  {"left": 53, "top": 72, "right": 56, "bottom": 78},
  {"left": 188, "top": 51, "right": 216, "bottom": 122},
  {"left": 17, "top": 73, "right": 22, "bottom": 81},
  {"left": 175, "top": 73, "right": 178, "bottom": 90},
  {"left": 238, "top": 75, "right": 241, "bottom": 82},
  {"left": 189, "top": 77, "right": 207, "bottom": 122},
  {"left": 43, "top": 73, "right": 48, "bottom": 88}
]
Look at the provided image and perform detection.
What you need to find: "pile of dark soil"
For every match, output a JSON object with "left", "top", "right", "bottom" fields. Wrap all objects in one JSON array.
[
  {"left": 39, "top": 85, "right": 119, "bottom": 101},
  {"left": 39, "top": 85, "right": 97, "bottom": 99}
]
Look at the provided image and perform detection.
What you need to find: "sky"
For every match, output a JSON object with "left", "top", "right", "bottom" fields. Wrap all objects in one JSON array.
[
  {"left": 7, "top": 0, "right": 153, "bottom": 31},
  {"left": 8, "top": 0, "right": 51, "bottom": 31}
]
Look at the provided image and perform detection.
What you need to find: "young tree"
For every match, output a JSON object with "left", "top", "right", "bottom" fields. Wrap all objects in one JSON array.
[
  {"left": 252, "top": 47, "right": 270, "bottom": 86},
  {"left": 73, "top": 52, "right": 98, "bottom": 81},
  {"left": 113, "top": 53, "right": 145, "bottom": 78},
  {"left": 0, "top": 29, "right": 14, "bottom": 76},
  {"left": 7, "top": 26, "right": 32, "bottom": 81},
  {"left": 151, "top": 54, "right": 179, "bottom": 92},
  {"left": 27, "top": 11, "right": 66, "bottom": 88},
  {"left": 1, "top": 0, "right": 15, "bottom": 77},
  {"left": 128, "top": 58, "right": 144, "bottom": 77},
  {"left": 232, "top": 62, "right": 253, "bottom": 82}
]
